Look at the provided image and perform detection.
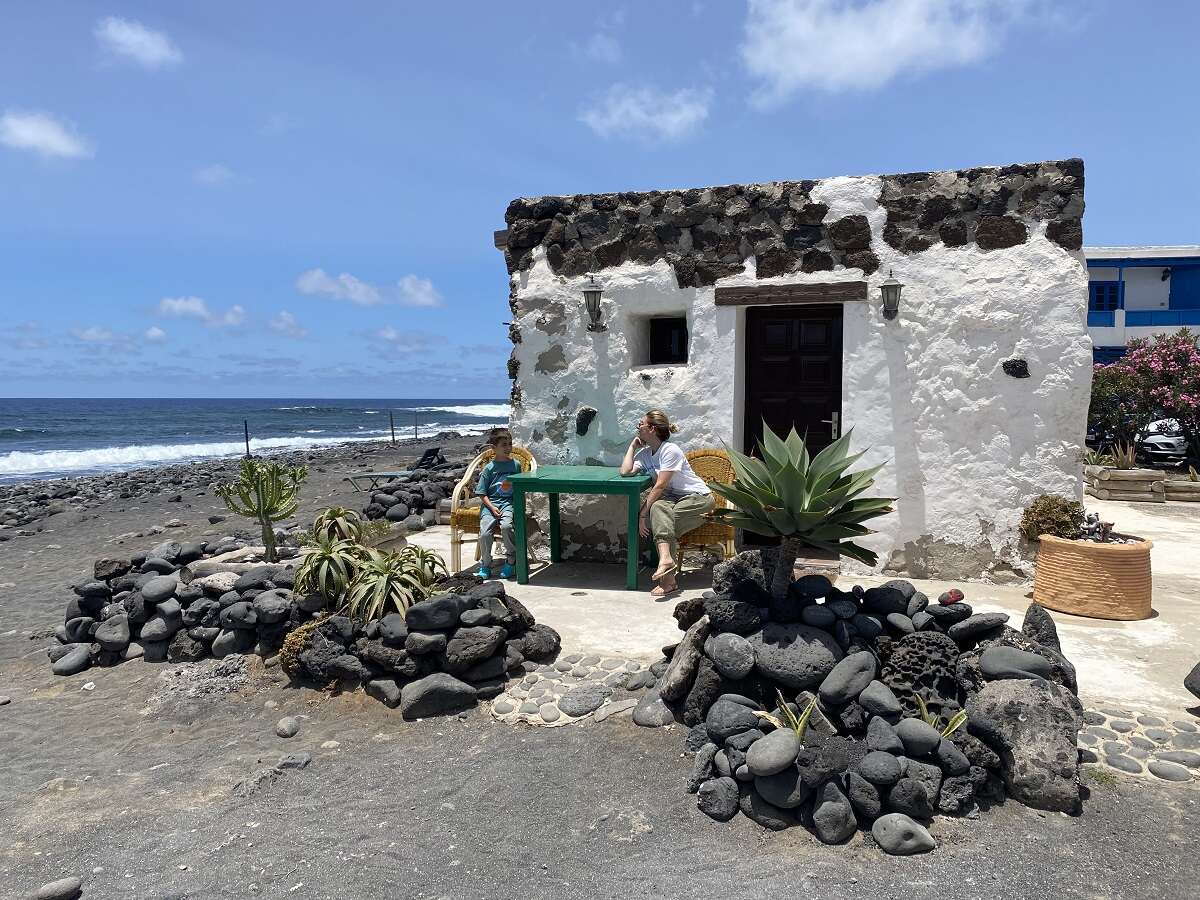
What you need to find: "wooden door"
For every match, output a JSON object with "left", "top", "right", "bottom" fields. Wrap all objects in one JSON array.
[{"left": 744, "top": 305, "right": 843, "bottom": 457}]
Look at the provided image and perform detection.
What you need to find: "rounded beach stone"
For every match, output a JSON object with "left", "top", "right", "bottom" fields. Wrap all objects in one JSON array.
[
  {"left": 1137, "top": 714, "right": 1166, "bottom": 727},
  {"left": 925, "top": 602, "right": 972, "bottom": 625},
  {"left": 754, "top": 767, "right": 809, "bottom": 808},
  {"left": 867, "top": 716, "right": 905, "bottom": 754},
  {"left": 746, "top": 728, "right": 801, "bottom": 777},
  {"left": 872, "top": 813, "right": 936, "bottom": 855},
  {"left": 705, "top": 632, "right": 755, "bottom": 680},
  {"left": 1082, "top": 710, "right": 1106, "bottom": 725},
  {"left": 818, "top": 651, "right": 877, "bottom": 707},
  {"left": 539, "top": 703, "right": 560, "bottom": 723},
  {"left": 492, "top": 698, "right": 515, "bottom": 715},
  {"left": 748, "top": 622, "right": 843, "bottom": 692},
  {"left": 1109, "top": 719, "right": 1136, "bottom": 733},
  {"left": 141, "top": 575, "right": 177, "bottom": 604},
  {"left": 697, "top": 776, "right": 740, "bottom": 821},
  {"left": 811, "top": 780, "right": 856, "bottom": 844},
  {"left": 35, "top": 876, "right": 83, "bottom": 900},
  {"left": 705, "top": 696, "right": 762, "bottom": 742},
  {"left": 51, "top": 645, "right": 92, "bottom": 676},
  {"left": 275, "top": 716, "right": 300, "bottom": 738},
  {"left": 886, "top": 777, "right": 933, "bottom": 819},
  {"left": 979, "top": 646, "right": 1053, "bottom": 681},
  {"left": 1143, "top": 728, "right": 1173, "bottom": 743},
  {"left": 858, "top": 680, "right": 901, "bottom": 719},
  {"left": 1105, "top": 753, "right": 1142, "bottom": 774},
  {"left": 947, "top": 612, "right": 1009, "bottom": 644},
  {"left": 519, "top": 701, "right": 539, "bottom": 714},
  {"left": 633, "top": 689, "right": 676, "bottom": 727},
  {"left": 858, "top": 750, "right": 903, "bottom": 786},
  {"left": 1172, "top": 732, "right": 1200, "bottom": 750},
  {"left": 559, "top": 683, "right": 613, "bottom": 717},
  {"left": 1147, "top": 760, "right": 1193, "bottom": 782},
  {"left": 895, "top": 718, "right": 942, "bottom": 757},
  {"left": 1156, "top": 750, "right": 1200, "bottom": 768},
  {"left": 800, "top": 604, "right": 837, "bottom": 629}
]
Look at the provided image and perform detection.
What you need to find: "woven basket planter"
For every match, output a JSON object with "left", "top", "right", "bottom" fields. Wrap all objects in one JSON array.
[{"left": 1032, "top": 533, "right": 1153, "bottom": 621}]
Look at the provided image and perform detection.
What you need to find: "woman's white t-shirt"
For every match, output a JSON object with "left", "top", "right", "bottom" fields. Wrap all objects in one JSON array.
[{"left": 632, "top": 442, "right": 711, "bottom": 499}]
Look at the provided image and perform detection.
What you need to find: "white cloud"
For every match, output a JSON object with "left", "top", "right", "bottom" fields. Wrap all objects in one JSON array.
[
  {"left": 579, "top": 84, "right": 712, "bottom": 142},
  {"left": 371, "top": 326, "right": 436, "bottom": 352},
  {"left": 156, "top": 296, "right": 244, "bottom": 328},
  {"left": 742, "top": 0, "right": 1026, "bottom": 105},
  {"left": 0, "top": 110, "right": 94, "bottom": 160},
  {"left": 396, "top": 275, "right": 443, "bottom": 308},
  {"left": 95, "top": 17, "right": 182, "bottom": 69},
  {"left": 144, "top": 325, "right": 167, "bottom": 342},
  {"left": 71, "top": 326, "right": 115, "bottom": 343},
  {"left": 194, "top": 164, "right": 234, "bottom": 186},
  {"left": 269, "top": 310, "right": 307, "bottom": 339},
  {"left": 580, "top": 33, "right": 622, "bottom": 64},
  {"left": 296, "top": 268, "right": 382, "bottom": 306},
  {"left": 296, "top": 269, "right": 443, "bottom": 307},
  {"left": 158, "top": 296, "right": 211, "bottom": 319}
]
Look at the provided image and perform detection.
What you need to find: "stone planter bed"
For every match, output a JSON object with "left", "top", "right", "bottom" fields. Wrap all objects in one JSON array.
[
  {"left": 46, "top": 534, "right": 562, "bottom": 720},
  {"left": 631, "top": 550, "right": 1086, "bottom": 855}
]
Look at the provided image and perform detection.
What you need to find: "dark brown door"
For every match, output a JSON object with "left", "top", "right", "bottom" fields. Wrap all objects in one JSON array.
[{"left": 744, "top": 305, "right": 843, "bottom": 457}]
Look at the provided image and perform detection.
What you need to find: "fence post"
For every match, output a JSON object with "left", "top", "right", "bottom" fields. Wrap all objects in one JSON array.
[
  {"left": 389, "top": 411, "right": 396, "bottom": 444},
  {"left": 243, "top": 420, "right": 251, "bottom": 458},
  {"left": 413, "top": 411, "right": 418, "bottom": 440}
]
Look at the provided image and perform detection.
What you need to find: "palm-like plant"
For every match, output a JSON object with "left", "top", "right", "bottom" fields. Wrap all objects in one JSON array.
[
  {"left": 342, "top": 546, "right": 448, "bottom": 622},
  {"left": 710, "top": 422, "right": 894, "bottom": 602},
  {"left": 311, "top": 505, "right": 365, "bottom": 543},
  {"left": 295, "top": 533, "right": 363, "bottom": 605},
  {"left": 214, "top": 458, "right": 307, "bottom": 562}
]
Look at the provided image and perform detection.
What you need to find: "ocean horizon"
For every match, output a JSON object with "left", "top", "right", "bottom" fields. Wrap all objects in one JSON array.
[{"left": 0, "top": 397, "right": 509, "bottom": 484}]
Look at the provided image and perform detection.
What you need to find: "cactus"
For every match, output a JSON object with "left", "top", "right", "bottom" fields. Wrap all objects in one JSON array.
[{"left": 215, "top": 457, "right": 307, "bottom": 562}]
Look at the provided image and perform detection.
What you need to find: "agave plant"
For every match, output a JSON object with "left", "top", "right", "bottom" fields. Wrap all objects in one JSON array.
[
  {"left": 342, "top": 546, "right": 448, "bottom": 622},
  {"left": 1110, "top": 441, "right": 1138, "bottom": 469},
  {"left": 710, "top": 422, "right": 894, "bottom": 602},
  {"left": 295, "top": 533, "right": 364, "bottom": 604},
  {"left": 1081, "top": 448, "right": 1114, "bottom": 467},
  {"left": 753, "top": 690, "right": 819, "bottom": 742},
  {"left": 214, "top": 457, "right": 307, "bottom": 562},
  {"left": 311, "top": 505, "right": 365, "bottom": 543}
]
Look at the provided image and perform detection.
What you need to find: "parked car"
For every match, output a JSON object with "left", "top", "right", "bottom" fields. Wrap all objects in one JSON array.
[{"left": 1137, "top": 419, "right": 1187, "bottom": 467}]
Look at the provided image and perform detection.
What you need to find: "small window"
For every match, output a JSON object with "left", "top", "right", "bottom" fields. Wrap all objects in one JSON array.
[
  {"left": 648, "top": 317, "right": 689, "bottom": 364},
  {"left": 1089, "top": 281, "right": 1121, "bottom": 312}
]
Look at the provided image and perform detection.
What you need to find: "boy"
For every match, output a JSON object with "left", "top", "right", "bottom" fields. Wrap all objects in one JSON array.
[{"left": 475, "top": 428, "right": 520, "bottom": 578}]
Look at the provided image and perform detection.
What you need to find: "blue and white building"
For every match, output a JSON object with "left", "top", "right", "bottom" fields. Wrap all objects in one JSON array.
[{"left": 1087, "top": 245, "right": 1200, "bottom": 363}]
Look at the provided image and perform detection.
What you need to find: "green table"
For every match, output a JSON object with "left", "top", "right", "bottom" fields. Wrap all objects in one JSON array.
[{"left": 508, "top": 465, "right": 653, "bottom": 590}]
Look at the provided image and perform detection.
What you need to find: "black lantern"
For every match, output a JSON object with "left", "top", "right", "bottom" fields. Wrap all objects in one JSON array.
[
  {"left": 879, "top": 270, "right": 902, "bottom": 320},
  {"left": 583, "top": 275, "right": 606, "bottom": 332}
]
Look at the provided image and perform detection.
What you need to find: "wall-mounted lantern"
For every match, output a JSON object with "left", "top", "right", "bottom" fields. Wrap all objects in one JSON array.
[
  {"left": 879, "top": 270, "right": 903, "bottom": 321},
  {"left": 583, "top": 275, "right": 606, "bottom": 332}
]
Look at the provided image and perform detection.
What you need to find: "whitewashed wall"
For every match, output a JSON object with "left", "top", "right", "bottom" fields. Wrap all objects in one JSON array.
[{"left": 507, "top": 175, "right": 1091, "bottom": 581}]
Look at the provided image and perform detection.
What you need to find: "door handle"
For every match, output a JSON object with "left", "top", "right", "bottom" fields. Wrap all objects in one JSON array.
[{"left": 821, "top": 412, "right": 840, "bottom": 439}]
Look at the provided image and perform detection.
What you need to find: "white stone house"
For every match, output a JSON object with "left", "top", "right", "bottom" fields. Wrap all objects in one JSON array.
[{"left": 496, "top": 160, "right": 1091, "bottom": 581}]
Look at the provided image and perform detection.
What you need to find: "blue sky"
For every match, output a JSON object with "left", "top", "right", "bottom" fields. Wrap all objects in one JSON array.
[{"left": 1, "top": 1, "right": 1197, "bottom": 399}]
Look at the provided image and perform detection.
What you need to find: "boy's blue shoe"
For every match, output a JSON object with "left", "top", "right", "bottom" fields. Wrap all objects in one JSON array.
[
  {"left": 476, "top": 566, "right": 492, "bottom": 578},
  {"left": 499, "top": 563, "right": 514, "bottom": 579}
]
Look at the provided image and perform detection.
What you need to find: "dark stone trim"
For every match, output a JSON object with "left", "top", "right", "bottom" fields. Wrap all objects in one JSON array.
[{"left": 715, "top": 282, "right": 867, "bottom": 306}]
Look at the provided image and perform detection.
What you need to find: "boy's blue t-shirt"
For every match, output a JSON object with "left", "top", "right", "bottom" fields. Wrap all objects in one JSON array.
[{"left": 475, "top": 458, "right": 521, "bottom": 503}]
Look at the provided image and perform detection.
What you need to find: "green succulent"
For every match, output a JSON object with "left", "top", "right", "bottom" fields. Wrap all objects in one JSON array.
[
  {"left": 752, "top": 690, "right": 819, "bottom": 742},
  {"left": 214, "top": 457, "right": 307, "bottom": 563},
  {"left": 295, "top": 533, "right": 364, "bottom": 604},
  {"left": 710, "top": 422, "right": 894, "bottom": 601},
  {"left": 311, "top": 505, "right": 365, "bottom": 543},
  {"left": 915, "top": 694, "right": 968, "bottom": 737},
  {"left": 342, "top": 545, "right": 448, "bottom": 622}
]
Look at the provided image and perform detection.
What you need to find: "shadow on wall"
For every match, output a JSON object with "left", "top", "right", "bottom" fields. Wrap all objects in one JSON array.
[{"left": 881, "top": 319, "right": 928, "bottom": 568}]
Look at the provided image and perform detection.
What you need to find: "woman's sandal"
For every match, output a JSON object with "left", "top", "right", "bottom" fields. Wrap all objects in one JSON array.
[
  {"left": 650, "top": 562, "right": 679, "bottom": 583},
  {"left": 650, "top": 579, "right": 680, "bottom": 599}
]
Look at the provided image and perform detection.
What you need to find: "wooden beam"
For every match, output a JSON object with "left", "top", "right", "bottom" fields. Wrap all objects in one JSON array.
[
  {"left": 714, "top": 281, "right": 868, "bottom": 306},
  {"left": 493, "top": 228, "right": 509, "bottom": 250}
]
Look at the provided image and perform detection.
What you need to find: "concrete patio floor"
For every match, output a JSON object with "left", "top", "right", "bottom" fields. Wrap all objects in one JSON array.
[{"left": 410, "top": 495, "right": 1200, "bottom": 716}]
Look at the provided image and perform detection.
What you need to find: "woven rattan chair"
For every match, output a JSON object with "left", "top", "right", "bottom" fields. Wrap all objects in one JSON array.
[
  {"left": 449, "top": 445, "right": 537, "bottom": 572},
  {"left": 677, "top": 447, "right": 736, "bottom": 564}
]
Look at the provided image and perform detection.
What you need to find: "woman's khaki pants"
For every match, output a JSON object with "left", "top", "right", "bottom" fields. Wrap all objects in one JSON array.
[{"left": 650, "top": 493, "right": 716, "bottom": 561}]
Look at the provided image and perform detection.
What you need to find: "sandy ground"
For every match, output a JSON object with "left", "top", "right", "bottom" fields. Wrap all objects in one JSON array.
[{"left": 1, "top": 443, "right": 1198, "bottom": 898}]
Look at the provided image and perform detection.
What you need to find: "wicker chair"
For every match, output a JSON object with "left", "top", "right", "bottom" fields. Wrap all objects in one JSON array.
[
  {"left": 677, "top": 447, "right": 737, "bottom": 563},
  {"left": 449, "top": 445, "right": 537, "bottom": 572}
]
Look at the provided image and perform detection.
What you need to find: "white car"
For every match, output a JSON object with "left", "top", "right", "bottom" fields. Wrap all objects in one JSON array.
[{"left": 1137, "top": 419, "right": 1187, "bottom": 467}]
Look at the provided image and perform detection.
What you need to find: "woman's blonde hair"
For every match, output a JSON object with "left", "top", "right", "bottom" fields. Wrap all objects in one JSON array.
[{"left": 644, "top": 409, "right": 679, "bottom": 442}]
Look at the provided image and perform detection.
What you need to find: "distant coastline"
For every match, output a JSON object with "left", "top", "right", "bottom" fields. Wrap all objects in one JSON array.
[{"left": 0, "top": 398, "right": 508, "bottom": 483}]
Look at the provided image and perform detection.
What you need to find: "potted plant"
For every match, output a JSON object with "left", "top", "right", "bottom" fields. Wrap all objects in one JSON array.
[{"left": 1022, "top": 495, "right": 1153, "bottom": 621}]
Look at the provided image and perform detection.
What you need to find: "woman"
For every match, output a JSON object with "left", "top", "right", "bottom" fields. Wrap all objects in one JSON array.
[{"left": 620, "top": 409, "right": 714, "bottom": 598}]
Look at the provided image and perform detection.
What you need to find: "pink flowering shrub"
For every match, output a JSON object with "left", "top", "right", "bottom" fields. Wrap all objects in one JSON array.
[{"left": 1090, "top": 328, "right": 1200, "bottom": 462}]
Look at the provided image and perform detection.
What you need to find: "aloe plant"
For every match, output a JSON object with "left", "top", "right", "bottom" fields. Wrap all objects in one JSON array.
[
  {"left": 710, "top": 422, "right": 894, "bottom": 602},
  {"left": 312, "top": 505, "right": 365, "bottom": 543},
  {"left": 295, "top": 533, "right": 363, "bottom": 604},
  {"left": 215, "top": 457, "right": 307, "bottom": 562},
  {"left": 342, "top": 546, "right": 448, "bottom": 622}
]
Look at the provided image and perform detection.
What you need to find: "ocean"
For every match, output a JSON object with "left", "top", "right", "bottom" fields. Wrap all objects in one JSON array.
[{"left": 0, "top": 398, "right": 509, "bottom": 484}]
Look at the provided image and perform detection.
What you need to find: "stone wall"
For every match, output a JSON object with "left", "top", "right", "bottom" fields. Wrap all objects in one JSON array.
[{"left": 500, "top": 160, "right": 1091, "bottom": 579}]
